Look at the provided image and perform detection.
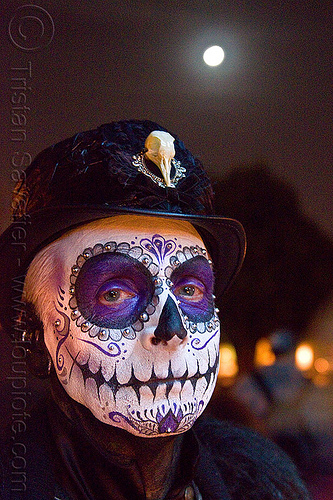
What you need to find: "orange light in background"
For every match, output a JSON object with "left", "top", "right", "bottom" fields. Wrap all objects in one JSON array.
[
  {"left": 254, "top": 337, "right": 276, "bottom": 367},
  {"left": 295, "top": 343, "right": 314, "bottom": 371},
  {"left": 314, "top": 357, "right": 330, "bottom": 374},
  {"left": 218, "top": 343, "right": 238, "bottom": 379}
]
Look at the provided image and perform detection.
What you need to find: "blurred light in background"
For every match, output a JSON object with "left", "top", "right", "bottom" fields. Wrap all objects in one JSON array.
[
  {"left": 295, "top": 343, "right": 314, "bottom": 371},
  {"left": 314, "top": 357, "right": 330, "bottom": 374},
  {"left": 218, "top": 343, "right": 238, "bottom": 379},
  {"left": 254, "top": 337, "right": 276, "bottom": 367},
  {"left": 203, "top": 45, "right": 225, "bottom": 66}
]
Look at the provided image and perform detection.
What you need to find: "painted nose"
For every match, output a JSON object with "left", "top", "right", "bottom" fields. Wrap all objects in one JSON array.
[{"left": 153, "top": 295, "right": 187, "bottom": 342}]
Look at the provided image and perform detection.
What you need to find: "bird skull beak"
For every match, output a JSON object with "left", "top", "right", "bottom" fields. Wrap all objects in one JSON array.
[{"left": 159, "top": 156, "right": 172, "bottom": 187}]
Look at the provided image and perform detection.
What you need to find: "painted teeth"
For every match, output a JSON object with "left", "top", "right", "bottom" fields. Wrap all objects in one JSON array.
[{"left": 79, "top": 357, "right": 217, "bottom": 400}]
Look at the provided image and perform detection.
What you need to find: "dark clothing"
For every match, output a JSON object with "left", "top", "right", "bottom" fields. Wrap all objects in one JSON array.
[{"left": 0, "top": 380, "right": 310, "bottom": 500}]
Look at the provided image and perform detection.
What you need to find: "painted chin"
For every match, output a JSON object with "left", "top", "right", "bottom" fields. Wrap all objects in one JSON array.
[
  {"left": 103, "top": 376, "right": 216, "bottom": 437},
  {"left": 65, "top": 348, "right": 219, "bottom": 437}
]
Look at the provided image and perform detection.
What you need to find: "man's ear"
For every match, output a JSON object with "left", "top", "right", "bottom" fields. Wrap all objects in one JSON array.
[{"left": 21, "top": 303, "right": 52, "bottom": 379}]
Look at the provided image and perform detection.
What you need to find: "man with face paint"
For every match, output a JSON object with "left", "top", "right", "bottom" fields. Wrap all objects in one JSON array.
[{"left": 0, "top": 121, "right": 310, "bottom": 499}]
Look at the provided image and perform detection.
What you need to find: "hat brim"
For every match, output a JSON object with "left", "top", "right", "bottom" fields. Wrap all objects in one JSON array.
[{"left": 0, "top": 205, "right": 246, "bottom": 331}]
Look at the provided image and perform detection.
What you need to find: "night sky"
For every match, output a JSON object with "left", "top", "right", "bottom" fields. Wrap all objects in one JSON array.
[{"left": 1, "top": 0, "right": 332, "bottom": 237}]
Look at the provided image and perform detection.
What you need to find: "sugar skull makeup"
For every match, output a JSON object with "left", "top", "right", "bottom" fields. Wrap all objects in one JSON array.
[{"left": 25, "top": 215, "right": 220, "bottom": 437}]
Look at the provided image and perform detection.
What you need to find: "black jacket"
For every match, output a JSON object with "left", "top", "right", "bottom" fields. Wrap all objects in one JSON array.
[{"left": 1, "top": 389, "right": 310, "bottom": 500}]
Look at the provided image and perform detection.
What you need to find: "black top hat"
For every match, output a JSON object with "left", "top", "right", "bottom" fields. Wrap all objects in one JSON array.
[{"left": 0, "top": 119, "right": 246, "bottom": 332}]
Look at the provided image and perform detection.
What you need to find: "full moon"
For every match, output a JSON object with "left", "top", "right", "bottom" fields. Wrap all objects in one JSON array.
[{"left": 203, "top": 45, "right": 225, "bottom": 66}]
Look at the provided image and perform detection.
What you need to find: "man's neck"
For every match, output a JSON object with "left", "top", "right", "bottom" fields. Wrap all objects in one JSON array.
[
  {"left": 83, "top": 416, "right": 183, "bottom": 500},
  {"left": 118, "top": 430, "right": 182, "bottom": 500}
]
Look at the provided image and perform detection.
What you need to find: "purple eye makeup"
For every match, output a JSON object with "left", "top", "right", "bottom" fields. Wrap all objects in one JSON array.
[
  {"left": 73, "top": 252, "right": 154, "bottom": 329},
  {"left": 171, "top": 256, "right": 215, "bottom": 322}
]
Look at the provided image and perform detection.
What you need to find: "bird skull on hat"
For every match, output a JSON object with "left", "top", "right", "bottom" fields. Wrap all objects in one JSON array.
[{"left": 144, "top": 131, "right": 176, "bottom": 187}]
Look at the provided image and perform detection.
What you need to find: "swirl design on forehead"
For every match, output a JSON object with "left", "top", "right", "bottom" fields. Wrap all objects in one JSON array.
[{"left": 140, "top": 234, "right": 176, "bottom": 263}]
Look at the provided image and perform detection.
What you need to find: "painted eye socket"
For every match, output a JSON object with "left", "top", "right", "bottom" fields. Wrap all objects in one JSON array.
[
  {"left": 171, "top": 256, "right": 215, "bottom": 322},
  {"left": 74, "top": 253, "right": 154, "bottom": 329}
]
